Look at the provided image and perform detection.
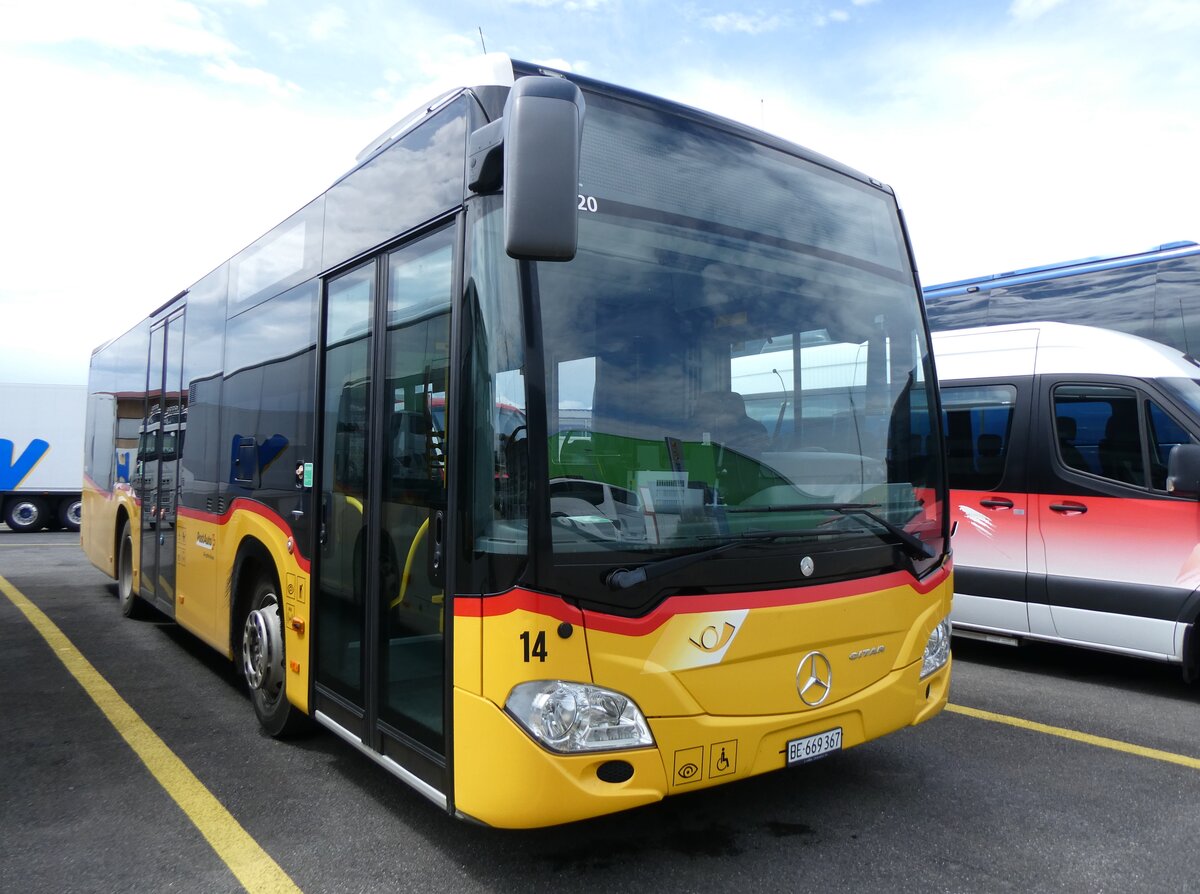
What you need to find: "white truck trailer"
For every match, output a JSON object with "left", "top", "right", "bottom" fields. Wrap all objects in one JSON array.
[{"left": 0, "top": 382, "right": 86, "bottom": 532}]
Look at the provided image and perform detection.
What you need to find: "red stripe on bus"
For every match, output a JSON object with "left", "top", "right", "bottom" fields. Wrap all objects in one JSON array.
[
  {"left": 455, "top": 564, "right": 949, "bottom": 636},
  {"left": 177, "top": 499, "right": 310, "bottom": 573}
]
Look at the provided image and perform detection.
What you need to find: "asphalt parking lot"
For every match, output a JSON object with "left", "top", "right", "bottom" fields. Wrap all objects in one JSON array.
[{"left": 2, "top": 529, "right": 1198, "bottom": 894}]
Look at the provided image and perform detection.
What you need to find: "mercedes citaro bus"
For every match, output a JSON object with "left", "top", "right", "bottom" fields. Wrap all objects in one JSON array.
[{"left": 81, "top": 55, "right": 953, "bottom": 828}]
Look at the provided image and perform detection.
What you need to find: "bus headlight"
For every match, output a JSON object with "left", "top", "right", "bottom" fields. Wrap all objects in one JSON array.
[
  {"left": 920, "top": 617, "right": 951, "bottom": 679},
  {"left": 505, "top": 680, "right": 655, "bottom": 753}
]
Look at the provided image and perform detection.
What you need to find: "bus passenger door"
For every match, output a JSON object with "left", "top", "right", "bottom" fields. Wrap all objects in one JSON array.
[
  {"left": 157, "top": 312, "right": 185, "bottom": 609},
  {"left": 314, "top": 225, "right": 455, "bottom": 792},
  {"left": 315, "top": 262, "right": 374, "bottom": 732},
  {"left": 138, "top": 323, "right": 166, "bottom": 603},
  {"left": 377, "top": 227, "right": 454, "bottom": 759}
]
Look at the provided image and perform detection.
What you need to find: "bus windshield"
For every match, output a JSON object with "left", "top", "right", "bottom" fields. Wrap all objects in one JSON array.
[{"left": 474, "top": 91, "right": 945, "bottom": 606}]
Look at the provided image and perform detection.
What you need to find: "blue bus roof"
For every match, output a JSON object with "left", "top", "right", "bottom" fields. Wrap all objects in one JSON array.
[{"left": 923, "top": 240, "right": 1200, "bottom": 297}]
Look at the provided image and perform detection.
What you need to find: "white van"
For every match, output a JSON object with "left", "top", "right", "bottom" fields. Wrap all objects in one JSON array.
[{"left": 932, "top": 322, "right": 1200, "bottom": 678}]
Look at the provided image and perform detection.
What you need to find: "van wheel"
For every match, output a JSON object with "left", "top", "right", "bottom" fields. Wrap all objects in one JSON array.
[
  {"left": 117, "top": 519, "right": 145, "bottom": 618},
  {"left": 4, "top": 498, "right": 47, "bottom": 532},
  {"left": 241, "top": 576, "right": 309, "bottom": 737}
]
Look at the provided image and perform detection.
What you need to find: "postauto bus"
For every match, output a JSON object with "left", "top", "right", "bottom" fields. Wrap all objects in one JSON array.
[{"left": 80, "top": 55, "right": 952, "bottom": 828}]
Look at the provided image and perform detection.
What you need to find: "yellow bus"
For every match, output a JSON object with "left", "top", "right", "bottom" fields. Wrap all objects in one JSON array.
[{"left": 81, "top": 55, "right": 953, "bottom": 828}]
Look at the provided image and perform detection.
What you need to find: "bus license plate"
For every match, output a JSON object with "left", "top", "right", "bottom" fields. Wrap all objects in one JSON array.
[{"left": 787, "top": 728, "right": 843, "bottom": 766}]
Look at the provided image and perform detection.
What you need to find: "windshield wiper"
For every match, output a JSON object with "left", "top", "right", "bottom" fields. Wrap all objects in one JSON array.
[
  {"left": 724, "top": 502, "right": 937, "bottom": 562},
  {"left": 603, "top": 504, "right": 938, "bottom": 591},
  {"left": 604, "top": 531, "right": 806, "bottom": 591}
]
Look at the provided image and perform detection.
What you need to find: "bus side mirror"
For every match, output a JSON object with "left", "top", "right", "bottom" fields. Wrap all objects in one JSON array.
[
  {"left": 1166, "top": 443, "right": 1200, "bottom": 498},
  {"left": 502, "top": 76, "right": 585, "bottom": 262}
]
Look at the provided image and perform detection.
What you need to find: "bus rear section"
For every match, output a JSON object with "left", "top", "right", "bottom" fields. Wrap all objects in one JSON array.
[{"left": 934, "top": 322, "right": 1200, "bottom": 677}]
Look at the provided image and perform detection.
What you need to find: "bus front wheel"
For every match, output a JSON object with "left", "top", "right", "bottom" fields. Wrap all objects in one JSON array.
[{"left": 241, "top": 576, "right": 308, "bottom": 737}]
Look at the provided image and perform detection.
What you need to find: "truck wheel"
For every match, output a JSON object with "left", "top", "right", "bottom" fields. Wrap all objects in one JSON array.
[
  {"left": 58, "top": 497, "right": 82, "bottom": 532},
  {"left": 4, "top": 498, "right": 47, "bottom": 532},
  {"left": 241, "top": 575, "right": 309, "bottom": 737},
  {"left": 117, "top": 519, "right": 145, "bottom": 618}
]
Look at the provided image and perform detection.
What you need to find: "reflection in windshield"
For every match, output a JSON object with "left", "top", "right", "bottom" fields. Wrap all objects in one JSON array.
[{"left": 467, "top": 92, "right": 945, "bottom": 596}]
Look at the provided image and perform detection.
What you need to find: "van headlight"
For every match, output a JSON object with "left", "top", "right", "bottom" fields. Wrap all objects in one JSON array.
[
  {"left": 920, "top": 618, "right": 951, "bottom": 679},
  {"left": 505, "top": 680, "right": 655, "bottom": 753}
]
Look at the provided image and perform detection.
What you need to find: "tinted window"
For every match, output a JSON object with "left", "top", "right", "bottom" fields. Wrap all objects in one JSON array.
[
  {"left": 323, "top": 98, "right": 467, "bottom": 268},
  {"left": 1053, "top": 385, "right": 1143, "bottom": 486},
  {"left": 940, "top": 385, "right": 1016, "bottom": 490},
  {"left": 1146, "top": 400, "right": 1198, "bottom": 490},
  {"left": 179, "top": 266, "right": 228, "bottom": 510},
  {"left": 221, "top": 282, "right": 318, "bottom": 529}
]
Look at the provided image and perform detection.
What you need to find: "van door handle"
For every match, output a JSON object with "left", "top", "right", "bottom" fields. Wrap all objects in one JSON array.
[
  {"left": 979, "top": 498, "right": 1014, "bottom": 509},
  {"left": 1048, "top": 501, "right": 1088, "bottom": 514}
]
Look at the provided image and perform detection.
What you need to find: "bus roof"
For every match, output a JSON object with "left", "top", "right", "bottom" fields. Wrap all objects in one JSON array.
[
  {"left": 932, "top": 321, "right": 1200, "bottom": 381},
  {"left": 923, "top": 241, "right": 1200, "bottom": 298}
]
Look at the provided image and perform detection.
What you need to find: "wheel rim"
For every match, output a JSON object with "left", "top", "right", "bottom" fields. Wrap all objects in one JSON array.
[
  {"left": 66, "top": 501, "right": 82, "bottom": 527},
  {"left": 10, "top": 501, "right": 40, "bottom": 529},
  {"left": 242, "top": 595, "right": 284, "bottom": 698}
]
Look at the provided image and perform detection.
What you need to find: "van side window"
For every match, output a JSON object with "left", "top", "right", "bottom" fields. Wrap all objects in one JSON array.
[
  {"left": 1146, "top": 401, "right": 1198, "bottom": 490},
  {"left": 1052, "top": 385, "right": 1144, "bottom": 486},
  {"left": 939, "top": 384, "right": 1016, "bottom": 490}
]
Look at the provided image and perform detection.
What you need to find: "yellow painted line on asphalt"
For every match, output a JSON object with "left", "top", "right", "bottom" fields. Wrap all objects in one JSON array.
[
  {"left": 0, "top": 573, "right": 302, "bottom": 894},
  {"left": 948, "top": 703, "right": 1200, "bottom": 770}
]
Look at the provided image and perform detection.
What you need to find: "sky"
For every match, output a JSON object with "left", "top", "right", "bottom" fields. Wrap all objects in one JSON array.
[{"left": 1, "top": 0, "right": 1197, "bottom": 385}]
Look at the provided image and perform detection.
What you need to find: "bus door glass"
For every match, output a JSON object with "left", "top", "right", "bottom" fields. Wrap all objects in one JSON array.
[
  {"left": 137, "top": 310, "right": 184, "bottom": 609},
  {"left": 379, "top": 227, "right": 453, "bottom": 753},
  {"left": 139, "top": 322, "right": 166, "bottom": 601},
  {"left": 317, "top": 262, "right": 374, "bottom": 715},
  {"left": 157, "top": 312, "right": 185, "bottom": 605}
]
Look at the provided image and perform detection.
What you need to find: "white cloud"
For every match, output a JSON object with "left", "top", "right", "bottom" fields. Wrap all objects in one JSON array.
[
  {"left": 500, "top": 0, "right": 613, "bottom": 9},
  {"left": 531, "top": 57, "right": 585, "bottom": 74},
  {"left": 1108, "top": 0, "right": 1200, "bottom": 29},
  {"left": 0, "top": 52, "right": 359, "bottom": 384},
  {"left": 0, "top": 0, "right": 235, "bottom": 58},
  {"left": 702, "top": 12, "right": 785, "bottom": 35},
  {"left": 203, "top": 57, "right": 300, "bottom": 95},
  {"left": 307, "top": 6, "right": 349, "bottom": 42},
  {"left": 1009, "top": 0, "right": 1069, "bottom": 20}
]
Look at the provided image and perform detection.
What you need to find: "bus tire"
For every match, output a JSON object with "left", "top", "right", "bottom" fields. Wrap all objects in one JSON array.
[
  {"left": 241, "top": 575, "right": 309, "bottom": 738},
  {"left": 4, "top": 497, "right": 47, "bottom": 532},
  {"left": 117, "top": 519, "right": 146, "bottom": 618},
  {"left": 58, "top": 497, "right": 83, "bottom": 532}
]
